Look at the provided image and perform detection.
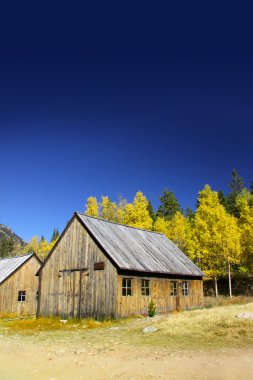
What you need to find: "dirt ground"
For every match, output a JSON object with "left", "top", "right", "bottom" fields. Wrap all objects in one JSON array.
[{"left": 0, "top": 334, "right": 253, "bottom": 380}]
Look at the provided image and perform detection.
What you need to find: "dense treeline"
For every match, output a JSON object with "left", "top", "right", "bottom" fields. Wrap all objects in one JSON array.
[
  {"left": 0, "top": 228, "right": 59, "bottom": 261},
  {"left": 84, "top": 170, "right": 253, "bottom": 297},
  {"left": 0, "top": 237, "right": 22, "bottom": 258}
]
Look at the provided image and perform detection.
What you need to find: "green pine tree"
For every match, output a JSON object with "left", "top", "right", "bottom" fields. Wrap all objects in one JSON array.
[
  {"left": 156, "top": 188, "right": 181, "bottom": 220},
  {"left": 50, "top": 228, "right": 59, "bottom": 242},
  {"left": 147, "top": 200, "right": 156, "bottom": 222},
  {"left": 218, "top": 190, "right": 227, "bottom": 209},
  {"left": 186, "top": 207, "right": 195, "bottom": 221},
  {"left": 250, "top": 175, "right": 253, "bottom": 195},
  {"left": 227, "top": 169, "right": 245, "bottom": 218},
  {"left": 0, "top": 237, "right": 15, "bottom": 258}
]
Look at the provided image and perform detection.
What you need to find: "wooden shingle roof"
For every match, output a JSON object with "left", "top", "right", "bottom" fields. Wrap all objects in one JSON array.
[{"left": 76, "top": 213, "right": 203, "bottom": 277}]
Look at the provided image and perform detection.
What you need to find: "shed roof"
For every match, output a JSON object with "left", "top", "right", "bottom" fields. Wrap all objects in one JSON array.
[
  {"left": 76, "top": 213, "right": 203, "bottom": 277},
  {"left": 0, "top": 254, "right": 35, "bottom": 285}
]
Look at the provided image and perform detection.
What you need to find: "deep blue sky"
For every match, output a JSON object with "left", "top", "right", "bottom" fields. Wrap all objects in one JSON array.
[{"left": 0, "top": 3, "right": 252, "bottom": 242}]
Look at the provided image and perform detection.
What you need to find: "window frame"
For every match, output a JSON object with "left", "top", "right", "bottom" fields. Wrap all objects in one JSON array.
[
  {"left": 170, "top": 281, "right": 177, "bottom": 296},
  {"left": 141, "top": 279, "right": 150, "bottom": 296},
  {"left": 18, "top": 290, "right": 26, "bottom": 302},
  {"left": 182, "top": 281, "right": 189, "bottom": 296},
  {"left": 122, "top": 277, "right": 133, "bottom": 296}
]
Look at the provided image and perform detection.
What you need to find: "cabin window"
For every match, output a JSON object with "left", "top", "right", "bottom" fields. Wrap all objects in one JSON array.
[
  {"left": 18, "top": 291, "right": 26, "bottom": 302},
  {"left": 182, "top": 281, "right": 189, "bottom": 296},
  {"left": 170, "top": 281, "right": 177, "bottom": 296},
  {"left": 141, "top": 279, "right": 150, "bottom": 296},
  {"left": 122, "top": 278, "right": 132, "bottom": 296}
]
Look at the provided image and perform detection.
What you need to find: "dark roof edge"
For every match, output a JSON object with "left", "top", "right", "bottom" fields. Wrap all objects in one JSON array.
[{"left": 118, "top": 268, "right": 203, "bottom": 280}]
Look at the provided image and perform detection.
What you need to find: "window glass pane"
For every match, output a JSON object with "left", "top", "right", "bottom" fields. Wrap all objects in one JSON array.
[
  {"left": 141, "top": 279, "right": 150, "bottom": 296},
  {"left": 18, "top": 291, "right": 26, "bottom": 302},
  {"left": 171, "top": 281, "right": 177, "bottom": 296},
  {"left": 122, "top": 278, "right": 132, "bottom": 296},
  {"left": 182, "top": 282, "right": 189, "bottom": 296}
]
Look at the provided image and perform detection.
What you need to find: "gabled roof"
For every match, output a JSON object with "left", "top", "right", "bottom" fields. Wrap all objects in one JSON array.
[
  {"left": 0, "top": 253, "right": 40, "bottom": 285},
  {"left": 76, "top": 213, "right": 203, "bottom": 277}
]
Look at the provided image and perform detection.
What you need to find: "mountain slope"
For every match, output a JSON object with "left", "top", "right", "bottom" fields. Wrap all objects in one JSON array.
[{"left": 0, "top": 224, "right": 26, "bottom": 246}]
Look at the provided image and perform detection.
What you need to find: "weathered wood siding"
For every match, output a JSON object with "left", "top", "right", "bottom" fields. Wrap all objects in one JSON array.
[
  {"left": 0, "top": 257, "right": 40, "bottom": 315},
  {"left": 39, "top": 218, "right": 118, "bottom": 318},
  {"left": 117, "top": 275, "right": 203, "bottom": 317}
]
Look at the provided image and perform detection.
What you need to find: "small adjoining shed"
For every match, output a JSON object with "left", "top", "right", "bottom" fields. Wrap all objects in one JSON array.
[
  {"left": 0, "top": 253, "right": 41, "bottom": 315},
  {"left": 37, "top": 213, "right": 203, "bottom": 319}
]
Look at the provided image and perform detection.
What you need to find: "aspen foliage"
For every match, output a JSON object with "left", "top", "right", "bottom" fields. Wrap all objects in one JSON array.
[
  {"left": 85, "top": 196, "right": 99, "bottom": 217},
  {"left": 194, "top": 185, "right": 241, "bottom": 280},
  {"left": 101, "top": 196, "right": 117, "bottom": 222},
  {"left": 236, "top": 190, "right": 253, "bottom": 273},
  {"left": 117, "top": 197, "right": 128, "bottom": 224},
  {"left": 153, "top": 217, "right": 170, "bottom": 236},
  {"left": 22, "top": 236, "right": 58, "bottom": 261},
  {"left": 154, "top": 213, "right": 196, "bottom": 260},
  {"left": 124, "top": 192, "right": 153, "bottom": 230},
  {"left": 168, "top": 211, "right": 197, "bottom": 260}
]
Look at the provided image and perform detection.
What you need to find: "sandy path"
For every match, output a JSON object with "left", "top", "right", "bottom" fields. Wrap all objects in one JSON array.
[{"left": 0, "top": 336, "right": 253, "bottom": 380}]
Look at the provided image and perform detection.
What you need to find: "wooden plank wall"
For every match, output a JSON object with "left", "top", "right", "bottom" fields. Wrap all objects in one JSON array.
[
  {"left": 0, "top": 257, "right": 40, "bottom": 315},
  {"left": 117, "top": 275, "right": 203, "bottom": 318},
  {"left": 39, "top": 217, "right": 118, "bottom": 319}
]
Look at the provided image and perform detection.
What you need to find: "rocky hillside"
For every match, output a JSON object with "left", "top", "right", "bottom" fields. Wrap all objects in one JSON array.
[{"left": 0, "top": 224, "right": 26, "bottom": 246}]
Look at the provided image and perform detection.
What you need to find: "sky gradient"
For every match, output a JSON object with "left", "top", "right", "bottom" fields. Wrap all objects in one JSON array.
[{"left": 0, "top": 4, "right": 253, "bottom": 242}]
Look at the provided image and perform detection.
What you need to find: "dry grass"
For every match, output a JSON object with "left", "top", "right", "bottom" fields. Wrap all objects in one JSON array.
[
  {"left": 2, "top": 316, "right": 127, "bottom": 333},
  {"left": 136, "top": 301, "right": 253, "bottom": 350},
  {"left": 1, "top": 297, "right": 253, "bottom": 351},
  {"left": 204, "top": 295, "right": 253, "bottom": 308},
  {"left": 0, "top": 312, "right": 18, "bottom": 319}
]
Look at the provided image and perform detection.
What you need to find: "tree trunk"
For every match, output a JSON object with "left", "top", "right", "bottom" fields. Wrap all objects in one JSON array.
[
  {"left": 214, "top": 277, "right": 218, "bottom": 297},
  {"left": 228, "top": 261, "right": 232, "bottom": 298}
]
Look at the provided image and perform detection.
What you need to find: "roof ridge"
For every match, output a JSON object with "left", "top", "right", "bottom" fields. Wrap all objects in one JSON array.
[{"left": 75, "top": 212, "right": 164, "bottom": 235}]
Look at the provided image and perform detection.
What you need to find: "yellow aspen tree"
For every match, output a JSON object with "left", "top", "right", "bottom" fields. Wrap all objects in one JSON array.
[
  {"left": 236, "top": 190, "right": 253, "bottom": 273},
  {"left": 22, "top": 236, "right": 40, "bottom": 255},
  {"left": 117, "top": 197, "right": 128, "bottom": 224},
  {"left": 38, "top": 239, "right": 51, "bottom": 261},
  {"left": 195, "top": 185, "right": 241, "bottom": 297},
  {"left": 101, "top": 196, "right": 117, "bottom": 222},
  {"left": 85, "top": 196, "right": 99, "bottom": 217},
  {"left": 169, "top": 211, "right": 196, "bottom": 261},
  {"left": 169, "top": 211, "right": 188, "bottom": 250},
  {"left": 153, "top": 217, "right": 171, "bottom": 237},
  {"left": 216, "top": 211, "right": 241, "bottom": 298},
  {"left": 124, "top": 191, "right": 153, "bottom": 230}
]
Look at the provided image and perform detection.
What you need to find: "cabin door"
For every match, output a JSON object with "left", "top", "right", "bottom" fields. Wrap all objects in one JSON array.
[{"left": 59, "top": 270, "right": 87, "bottom": 318}]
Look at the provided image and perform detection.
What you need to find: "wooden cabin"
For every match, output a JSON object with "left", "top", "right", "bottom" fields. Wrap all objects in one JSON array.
[
  {"left": 0, "top": 253, "right": 41, "bottom": 315},
  {"left": 37, "top": 213, "right": 203, "bottom": 319}
]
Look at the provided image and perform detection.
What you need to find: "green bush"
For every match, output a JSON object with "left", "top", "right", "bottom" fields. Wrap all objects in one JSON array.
[{"left": 148, "top": 300, "right": 156, "bottom": 317}]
